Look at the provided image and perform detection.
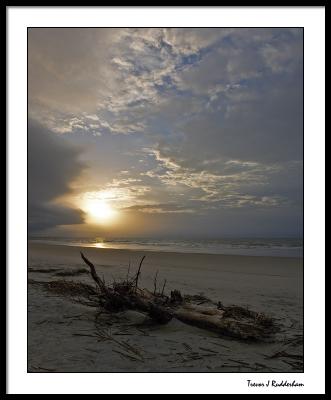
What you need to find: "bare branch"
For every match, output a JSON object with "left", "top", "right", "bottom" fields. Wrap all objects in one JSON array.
[
  {"left": 134, "top": 255, "right": 146, "bottom": 290},
  {"left": 153, "top": 270, "right": 159, "bottom": 295},
  {"left": 161, "top": 279, "right": 167, "bottom": 296}
]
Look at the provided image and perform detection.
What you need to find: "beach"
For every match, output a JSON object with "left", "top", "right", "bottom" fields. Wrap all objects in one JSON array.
[{"left": 28, "top": 242, "right": 303, "bottom": 372}]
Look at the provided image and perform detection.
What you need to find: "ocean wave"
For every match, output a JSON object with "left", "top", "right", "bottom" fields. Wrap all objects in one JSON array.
[{"left": 29, "top": 236, "right": 303, "bottom": 258}]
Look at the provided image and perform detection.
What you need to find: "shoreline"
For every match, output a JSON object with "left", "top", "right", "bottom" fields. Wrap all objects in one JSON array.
[
  {"left": 28, "top": 241, "right": 303, "bottom": 260},
  {"left": 28, "top": 241, "right": 303, "bottom": 315}
]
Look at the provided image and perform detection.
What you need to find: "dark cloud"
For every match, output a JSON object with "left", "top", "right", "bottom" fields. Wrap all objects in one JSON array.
[{"left": 28, "top": 119, "right": 86, "bottom": 232}]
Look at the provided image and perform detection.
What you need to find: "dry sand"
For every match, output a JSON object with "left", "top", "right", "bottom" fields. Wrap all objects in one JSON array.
[{"left": 28, "top": 242, "right": 303, "bottom": 372}]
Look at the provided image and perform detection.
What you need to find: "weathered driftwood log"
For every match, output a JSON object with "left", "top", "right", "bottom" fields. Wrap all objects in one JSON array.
[
  {"left": 81, "top": 252, "right": 172, "bottom": 324},
  {"left": 80, "top": 252, "right": 275, "bottom": 340},
  {"left": 173, "top": 307, "right": 267, "bottom": 340}
]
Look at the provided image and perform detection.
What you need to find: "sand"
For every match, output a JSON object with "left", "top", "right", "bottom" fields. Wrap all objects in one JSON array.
[{"left": 28, "top": 242, "right": 303, "bottom": 372}]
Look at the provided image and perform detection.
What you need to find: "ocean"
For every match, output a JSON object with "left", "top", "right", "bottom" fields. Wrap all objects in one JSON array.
[{"left": 29, "top": 237, "right": 303, "bottom": 258}]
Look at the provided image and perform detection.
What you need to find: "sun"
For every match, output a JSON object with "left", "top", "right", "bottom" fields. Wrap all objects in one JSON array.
[{"left": 84, "top": 199, "right": 118, "bottom": 224}]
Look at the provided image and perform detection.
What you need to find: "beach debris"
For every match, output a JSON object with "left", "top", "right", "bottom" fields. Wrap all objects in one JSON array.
[
  {"left": 28, "top": 266, "right": 89, "bottom": 276},
  {"left": 268, "top": 350, "right": 303, "bottom": 361},
  {"left": 28, "top": 255, "right": 278, "bottom": 342},
  {"left": 29, "top": 365, "right": 57, "bottom": 372},
  {"left": 153, "top": 270, "right": 159, "bottom": 295},
  {"left": 77, "top": 252, "right": 278, "bottom": 341},
  {"left": 45, "top": 279, "right": 98, "bottom": 298},
  {"left": 170, "top": 289, "right": 184, "bottom": 305},
  {"left": 28, "top": 267, "right": 59, "bottom": 274},
  {"left": 55, "top": 268, "right": 89, "bottom": 277}
]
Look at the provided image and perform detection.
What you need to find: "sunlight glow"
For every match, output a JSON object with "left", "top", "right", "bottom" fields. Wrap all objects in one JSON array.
[
  {"left": 84, "top": 199, "right": 118, "bottom": 224},
  {"left": 94, "top": 242, "right": 105, "bottom": 248}
]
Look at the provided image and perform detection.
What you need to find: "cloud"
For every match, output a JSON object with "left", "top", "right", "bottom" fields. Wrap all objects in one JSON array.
[
  {"left": 28, "top": 28, "right": 125, "bottom": 114},
  {"left": 28, "top": 28, "right": 302, "bottom": 140},
  {"left": 121, "top": 203, "right": 195, "bottom": 214},
  {"left": 162, "top": 28, "right": 231, "bottom": 56},
  {"left": 28, "top": 28, "right": 303, "bottom": 237},
  {"left": 28, "top": 203, "right": 83, "bottom": 233},
  {"left": 28, "top": 29, "right": 234, "bottom": 133},
  {"left": 28, "top": 119, "right": 86, "bottom": 232},
  {"left": 139, "top": 144, "right": 302, "bottom": 216}
]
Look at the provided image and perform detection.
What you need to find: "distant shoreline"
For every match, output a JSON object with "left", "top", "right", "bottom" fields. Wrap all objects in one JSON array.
[{"left": 28, "top": 240, "right": 303, "bottom": 260}]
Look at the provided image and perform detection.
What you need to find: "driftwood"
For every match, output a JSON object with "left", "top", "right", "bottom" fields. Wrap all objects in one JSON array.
[
  {"left": 80, "top": 252, "right": 276, "bottom": 341},
  {"left": 81, "top": 252, "right": 172, "bottom": 324}
]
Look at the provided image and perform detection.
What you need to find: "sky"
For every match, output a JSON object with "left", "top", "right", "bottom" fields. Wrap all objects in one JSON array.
[{"left": 28, "top": 28, "right": 303, "bottom": 238}]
